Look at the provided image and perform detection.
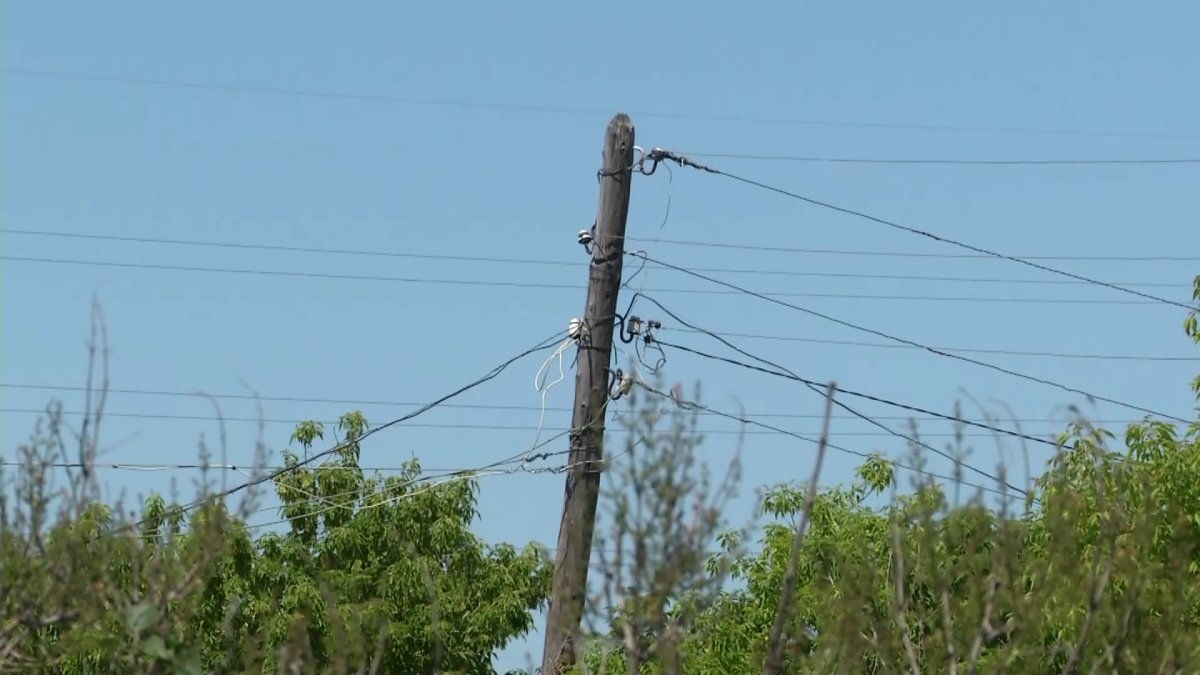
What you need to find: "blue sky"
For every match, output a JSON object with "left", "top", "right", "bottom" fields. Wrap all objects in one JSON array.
[{"left": 3, "top": 1, "right": 1198, "bottom": 669}]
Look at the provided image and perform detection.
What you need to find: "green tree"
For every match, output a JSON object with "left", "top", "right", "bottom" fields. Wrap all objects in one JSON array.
[
  {"left": 196, "top": 410, "right": 553, "bottom": 673},
  {"left": 605, "top": 275, "right": 1200, "bottom": 674},
  {"left": 2, "top": 374, "right": 552, "bottom": 673}
]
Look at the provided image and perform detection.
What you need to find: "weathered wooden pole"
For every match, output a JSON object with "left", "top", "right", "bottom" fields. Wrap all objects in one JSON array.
[{"left": 541, "top": 113, "right": 635, "bottom": 674}]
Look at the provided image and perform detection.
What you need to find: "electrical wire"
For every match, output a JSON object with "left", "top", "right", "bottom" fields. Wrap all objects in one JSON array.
[
  {"left": 660, "top": 327, "right": 1199, "bottom": 363},
  {"left": 1, "top": 255, "right": 1177, "bottom": 306},
  {"left": 6, "top": 229, "right": 1191, "bottom": 287},
  {"left": 631, "top": 293, "right": 1063, "bottom": 446},
  {"left": 92, "top": 329, "right": 566, "bottom": 539},
  {"left": 657, "top": 339, "right": 1060, "bottom": 451},
  {"left": 677, "top": 152, "right": 1200, "bottom": 166},
  {"left": 627, "top": 252, "right": 1192, "bottom": 424},
  {"left": 633, "top": 379, "right": 1024, "bottom": 500},
  {"left": 241, "top": 459, "right": 591, "bottom": 533},
  {"left": 9, "top": 67, "right": 1197, "bottom": 140},
  {"left": 646, "top": 150, "right": 1197, "bottom": 311},
  {"left": 0, "top": 459, "right": 507, "bottom": 474},
  {"left": 624, "top": 236, "right": 1200, "bottom": 263},
  {"left": 626, "top": 296, "right": 1045, "bottom": 493},
  {"left": 2, "top": 408, "right": 1057, "bottom": 438},
  {"left": 5, "top": 383, "right": 1146, "bottom": 423},
  {"left": 526, "top": 333, "right": 578, "bottom": 461},
  {"left": 3, "top": 228, "right": 576, "bottom": 267},
  {"left": 120, "top": 425, "right": 594, "bottom": 536}
]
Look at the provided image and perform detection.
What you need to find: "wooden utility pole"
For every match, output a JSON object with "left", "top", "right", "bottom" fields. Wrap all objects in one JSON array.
[{"left": 541, "top": 113, "right": 636, "bottom": 674}]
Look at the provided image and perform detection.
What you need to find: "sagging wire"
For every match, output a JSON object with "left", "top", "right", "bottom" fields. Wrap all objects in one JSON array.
[
  {"left": 524, "top": 318, "right": 588, "bottom": 463},
  {"left": 626, "top": 250, "right": 1190, "bottom": 424},
  {"left": 653, "top": 159, "right": 674, "bottom": 229},
  {"left": 628, "top": 374, "right": 1025, "bottom": 502},
  {"left": 98, "top": 330, "right": 567, "bottom": 542},
  {"left": 594, "top": 144, "right": 675, "bottom": 232},
  {"left": 242, "top": 440, "right": 649, "bottom": 536},
  {"left": 133, "top": 421, "right": 641, "bottom": 540},
  {"left": 620, "top": 249, "right": 648, "bottom": 290},
  {"left": 628, "top": 293, "right": 1030, "bottom": 494},
  {"left": 615, "top": 292, "right": 666, "bottom": 375},
  {"left": 641, "top": 147, "right": 1197, "bottom": 312}
]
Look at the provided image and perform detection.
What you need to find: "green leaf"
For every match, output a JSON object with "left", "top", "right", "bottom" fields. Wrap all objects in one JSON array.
[
  {"left": 126, "top": 601, "right": 160, "bottom": 635},
  {"left": 140, "top": 635, "right": 172, "bottom": 660}
]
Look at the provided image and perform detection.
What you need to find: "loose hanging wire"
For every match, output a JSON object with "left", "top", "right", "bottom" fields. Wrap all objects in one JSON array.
[{"left": 525, "top": 318, "right": 586, "bottom": 463}]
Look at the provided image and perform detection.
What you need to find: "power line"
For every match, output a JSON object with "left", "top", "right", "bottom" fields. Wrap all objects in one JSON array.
[
  {"left": 7, "top": 227, "right": 1189, "bottom": 288},
  {"left": 646, "top": 150, "right": 1198, "bottom": 311},
  {"left": 626, "top": 294, "right": 1055, "bottom": 494},
  {"left": 631, "top": 293, "right": 1065, "bottom": 449},
  {"left": 656, "top": 340, "right": 1060, "bottom": 449},
  {"left": 10, "top": 229, "right": 1195, "bottom": 279},
  {"left": 626, "top": 236, "right": 1200, "bottom": 263},
  {"left": 1, "top": 383, "right": 1146, "bottom": 424},
  {"left": 94, "top": 329, "right": 566, "bottom": 538},
  {"left": 8, "top": 67, "right": 1198, "bottom": 141},
  {"left": 662, "top": 327, "right": 1199, "bottom": 363},
  {"left": 0, "top": 408, "right": 1067, "bottom": 438},
  {"left": 633, "top": 380, "right": 1024, "bottom": 499},
  {"left": 1, "top": 255, "right": 1176, "bottom": 306},
  {"left": 677, "top": 152, "right": 1200, "bottom": 166},
  {"left": 3, "top": 228, "right": 575, "bottom": 267},
  {"left": 0, "top": 460, "right": 480, "bottom": 474},
  {"left": 629, "top": 252, "right": 1191, "bottom": 424},
  {"left": 2, "top": 255, "right": 581, "bottom": 290}
]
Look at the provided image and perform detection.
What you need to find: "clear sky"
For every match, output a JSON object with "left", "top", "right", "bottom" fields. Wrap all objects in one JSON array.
[{"left": 3, "top": 2, "right": 1198, "bottom": 670}]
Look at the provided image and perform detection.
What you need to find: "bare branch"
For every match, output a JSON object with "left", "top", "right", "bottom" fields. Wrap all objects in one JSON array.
[
  {"left": 941, "top": 589, "right": 957, "bottom": 675},
  {"left": 412, "top": 543, "right": 443, "bottom": 675},
  {"left": 965, "top": 578, "right": 1000, "bottom": 674},
  {"left": 368, "top": 621, "right": 388, "bottom": 675},
  {"left": 764, "top": 381, "right": 837, "bottom": 675},
  {"left": 1062, "top": 441, "right": 1116, "bottom": 675},
  {"left": 892, "top": 518, "right": 922, "bottom": 675}
]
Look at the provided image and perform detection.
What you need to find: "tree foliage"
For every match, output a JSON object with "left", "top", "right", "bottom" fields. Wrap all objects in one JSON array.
[
  {"left": 4, "top": 277, "right": 1199, "bottom": 673},
  {"left": 572, "top": 275, "right": 1200, "bottom": 675},
  {"left": 1, "top": 402, "right": 551, "bottom": 673}
]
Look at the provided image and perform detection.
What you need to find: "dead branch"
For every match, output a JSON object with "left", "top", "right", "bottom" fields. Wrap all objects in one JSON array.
[
  {"left": 764, "top": 381, "right": 837, "bottom": 675},
  {"left": 892, "top": 518, "right": 922, "bottom": 675}
]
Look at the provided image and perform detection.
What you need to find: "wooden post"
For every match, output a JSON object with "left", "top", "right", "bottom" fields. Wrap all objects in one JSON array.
[{"left": 541, "top": 113, "right": 636, "bottom": 674}]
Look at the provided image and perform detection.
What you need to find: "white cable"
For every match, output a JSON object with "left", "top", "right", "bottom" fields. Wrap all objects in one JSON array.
[
  {"left": 523, "top": 319, "right": 584, "bottom": 464},
  {"left": 528, "top": 338, "right": 574, "bottom": 462}
]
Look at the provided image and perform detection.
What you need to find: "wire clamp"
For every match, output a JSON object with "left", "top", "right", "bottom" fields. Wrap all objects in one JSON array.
[{"left": 568, "top": 317, "right": 586, "bottom": 342}]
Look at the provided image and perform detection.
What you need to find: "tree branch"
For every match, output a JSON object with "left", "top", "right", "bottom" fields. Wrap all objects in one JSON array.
[{"left": 764, "top": 381, "right": 837, "bottom": 675}]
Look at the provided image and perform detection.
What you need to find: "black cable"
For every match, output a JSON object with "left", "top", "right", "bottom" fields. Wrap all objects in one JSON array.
[
  {"left": 633, "top": 380, "right": 1024, "bottom": 500},
  {"left": 0, "top": 459, "right": 505, "bottom": 474},
  {"left": 629, "top": 252, "right": 1191, "bottom": 424},
  {"left": 4, "top": 384, "right": 1142, "bottom": 423},
  {"left": 11, "top": 228, "right": 1195, "bottom": 275},
  {"left": 628, "top": 294, "right": 1043, "bottom": 490},
  {"left": 647, "top": 151, "right": 1197, "bottom": 311},
  {"left": 9, "top": 67, "right": 1197, "bottom": 140},
  {"left": 677, "top": 152, "right": 1200, "bottom": 166},
  {"left": 662, "top": 327, "right": 1199, "bottom": 363},
  {"left": 625, "top": 237, "right": 1200, "bottom": 262},
  {"left": 3, "top": 228, "right": 576, "bottom": 267},
  {"left": 2, "top": 255, "right": 581, "bottom": 291},
  {"left": 94, "top": 330, "right": 565, "bottom": 539},
  {"left": 2, "top": 255, "right": 1176, "bottom": 306},
  {"left": 1, "top": 408, "right": 1030, "bottom": 438},
  {"left": 657, "top": 338, "right": 1060, "bottom": 450}
]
